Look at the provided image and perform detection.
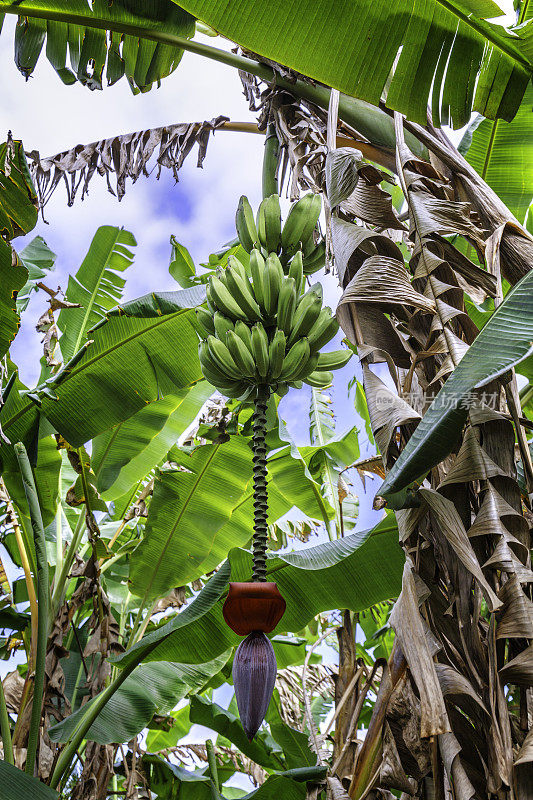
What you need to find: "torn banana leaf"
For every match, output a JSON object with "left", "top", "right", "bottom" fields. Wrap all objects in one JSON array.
[{"left": 379, "top": 265, "right": 533, "bottom": 499}]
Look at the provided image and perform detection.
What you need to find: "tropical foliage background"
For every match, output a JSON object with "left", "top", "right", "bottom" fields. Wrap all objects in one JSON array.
[{"left": 0, "top": 1, "right": 532, "bottom": 799}]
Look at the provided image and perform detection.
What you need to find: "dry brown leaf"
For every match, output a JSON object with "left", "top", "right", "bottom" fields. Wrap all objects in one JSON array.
[
  {"left": 28, "top": 116, "right": 230, "bottom": 209},
  {"left": 389, "top": 559, "right": 450, "bottom": 738}
]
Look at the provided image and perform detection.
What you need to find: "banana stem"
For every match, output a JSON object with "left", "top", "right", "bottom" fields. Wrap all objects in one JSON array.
[
  {"left": 262, "top": 121, "right": 280, "bottom": 199},
  {"left": 206, "top": 738, "right": 220, "bottom": 793},
  {"left": 0, "top": 675, "right": 14, "bottom": 765},
  {"left": 14, "top": 443, "right": 49, "bottom": 777},
  {"left": 252, "top": 386, "right": 270, "bottom": 582},
  {"left": 55, "top": 499, "right": 63, "bottom": 583},
  {"left": 0, "top": 481, "right": 39, "bottom": 665},
  {"left": 51, "top": 512, "right": 85, "bottom": 616}
]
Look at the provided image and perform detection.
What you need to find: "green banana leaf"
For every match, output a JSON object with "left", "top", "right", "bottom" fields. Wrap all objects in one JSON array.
[
  {"left": 92, "top": 382, "right": 213, "bottom": 499},
  {"left": 195, "top": 425, "right": 350, "bottom": 581},
  {"left": 58, "top": 226, "right": 136, "bottom": 362},
  {"left": 268, "top": 443, "right": 334, "bottom": 524},
  {"left": 194, "top": 478, "right": 293, "bottom": 580},
  {"left": 238, "top": 773, "right": 309, "bottom": 800},
  {"left": 189, "top": 695, "right": 284, "bottom": 770},
  {"left": 145, "top": 705, "right": 191, "bottom": 752},
  {"left": 174, "top": 0, "right": 531, "bottom": 127},
  {"left": 17, "top": 235, "right": 56, "bottom": 313},
  {"left": 0, "top": 286, "right": 206, "bottom": 450},
  {"left": 143, "top": 757, "right": 324, "bottom": 800},
  {"left": 49, "top": 650, "right": 231, "bottom": 745},
  {"left": 2, "top": 433, "right": 61, "bottom": 529},
  {"left": 379, "top": 267, "right": 533, "bottom": 499},
  {"left": 0, "top": 138, "right": 38, "bottom": 240},
  {"left": 0, "top": 238, "right": 27, "bottom": 361},
  {"left": 115, "top": 516, "right": 402, "bottom": 669},
  {"left": 142, "top": 758, "right": 218, "bottom": 800},
  {"left": 0, "top": 137, "right": 38, "bottom": 358},
  {"left": 128, "top": 435, "right": 253, "bottom": 600},
  {"left": 0, "top": 761, "right": 58, "bottom": 800},
  {"left": 229, "top": 516, "right": 402, "bottom": 632},
  {"left": 460, "top": 84, "right": 533, "bottom": 223},
  {"left": 5, "top": 0, "right": 195, "bottom": 91},
  {"left": 266, "top": 701, "right": 316, "bottom": 770}
]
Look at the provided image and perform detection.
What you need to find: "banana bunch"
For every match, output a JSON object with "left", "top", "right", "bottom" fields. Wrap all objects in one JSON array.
[
  {"left": 236, "top": 192, "right": 325, "bottom": 275},
  {"left": 194, "top": 217, "right": 352, "bottom": 400}
]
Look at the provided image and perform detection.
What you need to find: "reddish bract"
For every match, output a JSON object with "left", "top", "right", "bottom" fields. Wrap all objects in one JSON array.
[{"left": 222, "top": 581, "right": 286, "bottom": 636}]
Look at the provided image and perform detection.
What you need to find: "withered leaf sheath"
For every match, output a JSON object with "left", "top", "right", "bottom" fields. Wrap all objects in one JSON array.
[{"left": 233, "top": 631, "right": 277, "bottom": 740}]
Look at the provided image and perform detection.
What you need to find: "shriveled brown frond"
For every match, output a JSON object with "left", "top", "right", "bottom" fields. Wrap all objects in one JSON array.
[{"left": 27, "top": 116, "right": 230, "bottom": 210}]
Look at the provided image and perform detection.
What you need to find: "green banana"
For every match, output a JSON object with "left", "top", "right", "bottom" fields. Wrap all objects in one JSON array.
[
  {"left": 288, "top": 250, "right": 304, "bottom": 294},
  {"left": 268, "top": 329, "right": 287, "bottom": 380},
  {"left": 249, "top": 249, "right": 266, "bottom": 313},
  {"left": 304, "top": 370, "right": 334, "bottom": 388},
  {"left": 275, "top": 382, "right": 289, "bottom": 397},
  {"left": 263, "top": 253, "right": 284, "bottom": 318},
  {"left": 316, "top": 349, "right": 352, "bottom": 371},
  {"left": 226, "top": 330, "right": 257, "bottom": 378},
  {"left": 223, "top": 261, "right": 262, "bottom": 321},
  {"left": 276, "top": 276, "right": 297, "bottom": 335},
  {"left": 288, "top": 380, "right": 303, "bottom": 389},
  {"left": 192, "top": 308, "right": 215, "bottom": 338},
  {"left": 281, "top": 193, "right": 322, "bottom": 260},
  {"left": 257, "top": 194, "right": 282, "bottom": 254},
  {"left": 207, "top": 335, "right": 242, "bottom": 380},
  {"left": 199, "top": 341, "right": 239, "bottom": 388},
  {"left": 213, "top": 312, "right": 234, "bottom": 341},
  {"left": 205, "top": 284, "right": 217, "bottom": 315},
  {"left": 303, "top": 240, "right": 326, "bottom": 275},
  {"left": 293, "top": 352, "right": 318, "bottom": 381},
  {"left": 279, "top": 338, "right": 311, "bottom": 382},
  {"left": 223, "top": 382, "right": 255, "bottom": 399},
  {"left": 251, "top": 323, "right": 270, "bottom": 377},
  {"left": 302, "top": 282, "right": 323, "bottom": 302},
  {"left": 307, "top": 308, "right": 339, "bottom": 351},
  {"left": 302, "top": 233, "right": 317, "bottom": 258},
  {"left": 235, "top": 195, "right": 258, "bottom": 252},
  {"left": 287, "top": 292, "right": 322, "bottom": 347},
  {"left": 209, "top": 276, "right": 248, "bottom": 321},
  {"left": 234, "top": 319, "right": 253, "bottom": 351},
  {"left": 227, "top": 254, "right": 249, "bottom": 282}
]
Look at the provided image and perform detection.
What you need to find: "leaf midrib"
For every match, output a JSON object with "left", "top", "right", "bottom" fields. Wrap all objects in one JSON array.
[
  {"left": 310, "top": 388, "right": 339, "bottom": 534},
  {"left": 2, "top": 308, "right": 195, "bottom": 435},
  {"left": 136, "top": 443, "right": 221, "bottom": 605},
  {"left": 69, "top": 227, "right": 123, "bottom": 359}
]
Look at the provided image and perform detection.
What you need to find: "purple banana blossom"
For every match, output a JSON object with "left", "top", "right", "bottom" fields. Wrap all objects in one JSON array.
[{"left": 233, "top": 630, "right": 277, "bottom": 740}]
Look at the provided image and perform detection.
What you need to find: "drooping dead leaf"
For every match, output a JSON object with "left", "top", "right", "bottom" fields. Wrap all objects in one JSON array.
[{"left": 27, "top": 116, "right": 230, "bottom": 209}]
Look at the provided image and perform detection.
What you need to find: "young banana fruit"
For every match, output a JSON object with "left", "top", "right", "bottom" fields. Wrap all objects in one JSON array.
[
  {"left": 257, "top": 194, "right": 282, "bottom": 254},
  {"left": 194, "top": 194, "right": 345, "bottom": 400},
  {"left": 315, "top": 349, "right": 352, "bottom": 371},
  {"left": 235, "top": 195, "right": 258, "bottom": 252},
  {"left": 281, "top": 193, "right": 322, "bottom": 261},
  {"left": 304, "top": 370, "right": 334, "bottom": 388}
]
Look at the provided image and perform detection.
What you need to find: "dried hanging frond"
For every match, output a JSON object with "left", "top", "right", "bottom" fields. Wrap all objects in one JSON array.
[
  {"left": 276, "top": 663, "right": 336, "bottom": 729},
  {"left": 27, "top": 115, "right": 230, "bottom": 210}
]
